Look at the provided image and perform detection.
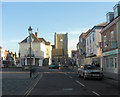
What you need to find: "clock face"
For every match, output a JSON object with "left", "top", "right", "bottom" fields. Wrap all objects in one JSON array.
[{"left": 60, "top": 38, "right": 63, "bottom": 42}]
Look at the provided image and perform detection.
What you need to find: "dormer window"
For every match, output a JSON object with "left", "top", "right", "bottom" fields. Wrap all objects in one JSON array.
[
  {"left": 106, "top": 12, "right": 114, "bottom": 24},
  {"left": 107, "top": 15, "right": 110, "bottom": 23},
  {"left": 113, "top": 3, "right": 120, "bottom": 18},
  {"left": 114, "top": 8, "right": 118, "bottom": 18}
]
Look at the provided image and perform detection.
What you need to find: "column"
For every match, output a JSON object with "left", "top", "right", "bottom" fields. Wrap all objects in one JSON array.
[
  {"left": 25, "top": 58, "right": 27, "bottom": 65},
  {"left": 19, "top": 58, "right": 21, "bottom": 66}
]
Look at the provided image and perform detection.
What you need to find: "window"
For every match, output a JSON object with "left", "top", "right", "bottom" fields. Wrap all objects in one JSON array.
[
  {"left": 81, "top": 39, "right": 82, "bottom": 43},
  {"left": 87, "top": 38, "right": 88, "bottom": 45},
  {"left": 114, "top": 57, "right": 117, "bottom": 68},
  {"left": 110, "top": 57, "right": 114, "bottom": 68},
  {"left": 114, "top": 8, "right": 118, "bottom": 17},
  {"left": 107, "top": 15, "right": 110, "bottom": 23},
  {"left": 106, "top": 58, "right": 109, "bottom": 68},
  {"left": 103, "top": 35, "right": 107, "bottom": 47},
  {"left": 110, "top": 31, "right": 114, "bottom": 41},
  {"left": 90, "top": 36, "right": 91, "bottom": 44}
]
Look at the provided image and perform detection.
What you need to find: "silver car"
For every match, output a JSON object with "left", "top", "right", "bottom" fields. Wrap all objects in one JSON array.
[{"left": 78, "top": 64, "right": 104, "bottom": 80}]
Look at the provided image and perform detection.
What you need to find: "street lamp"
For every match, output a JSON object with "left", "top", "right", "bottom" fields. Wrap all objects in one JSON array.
[{"left": 28, "top": 26, "right": 32, "bottom": 78}]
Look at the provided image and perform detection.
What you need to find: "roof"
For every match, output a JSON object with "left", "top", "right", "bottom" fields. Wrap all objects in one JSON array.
[
  {"left": 20, "top": 33, "right": 39, "bottom": 43},
  {"left": 39, "top": 38, "right": 50, "bottom": 45},
  {"left": 95, "top": 22, "right": 107, "bottom": 26},
  {"left": 100, "top": 15, "right": 120, "bottom": 34},
  {"left": 82, "top": 33, "right": 87, "bottom": 39},
  {"left": 20, "top": 33, "right": 50, "bottom": 45},
  {"left": 85, "top": 22, "right": 106, "bottom": 38}
]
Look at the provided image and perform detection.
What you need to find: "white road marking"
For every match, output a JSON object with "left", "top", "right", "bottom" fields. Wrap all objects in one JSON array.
[
  {"left": 69, "top": 76, "right": 73, "bottom": 79},
  {"left": 63, "top": 88, "right": 73, "bottom": 91},
  {"left": 75, "top": 80, "right": 85, "bottom": 87},
  {"left": 92, "top": 91, "right": 100, "bottom": 96},
  {"left": 24, "top": 73, "right": 43, "bottom": 97}
]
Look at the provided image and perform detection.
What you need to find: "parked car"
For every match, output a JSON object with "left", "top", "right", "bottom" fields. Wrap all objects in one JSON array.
[
  {"left": 1, "top": 60, "right": 9, "bottom": 68},
  {"left": 49, "top": 62, "right": 59, "bottom": 69},
  {"left": 63, "top": 64, "right": 68, "bottom": 68},
  {"left": 78, "top": 64, "right": 104, "bottom": 80}
]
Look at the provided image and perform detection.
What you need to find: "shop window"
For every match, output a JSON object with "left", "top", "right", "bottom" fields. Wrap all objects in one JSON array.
[
  {"left": 106, "top": 58, "right": 109, "bottom": 68},
  {"left": 110, "top": 58, "right": 114, "bottom": 68}
]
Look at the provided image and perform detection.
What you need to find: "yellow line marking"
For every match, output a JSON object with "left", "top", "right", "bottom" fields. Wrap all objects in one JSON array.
[{"left": 24, "top": 73, "right": 43, "bottom": 97}]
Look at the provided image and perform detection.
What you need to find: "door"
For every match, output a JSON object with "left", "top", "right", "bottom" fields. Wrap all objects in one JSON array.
[{"left": 114, "top": 57, "right": 118, "bottom": 73}]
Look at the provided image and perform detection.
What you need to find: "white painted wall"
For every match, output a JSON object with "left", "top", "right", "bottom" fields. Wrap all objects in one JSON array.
[
  {"left": 0, "top": 48, "right": 5, "bottom": 60},
  {"left": 86, "top": 28, "right": 102, "bottom": 57},
  {"left": 19, "top": 42, "right": 44, "bottom": 58}
]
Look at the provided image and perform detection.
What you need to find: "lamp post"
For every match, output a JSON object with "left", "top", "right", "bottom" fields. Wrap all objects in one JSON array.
[{"left": 28, "top": 26, "right": 32, "bottom": 78}]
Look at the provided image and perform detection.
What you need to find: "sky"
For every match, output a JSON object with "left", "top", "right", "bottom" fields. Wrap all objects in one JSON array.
[{"left": 1, "top": 1, "right": 117, "bottom": 57}]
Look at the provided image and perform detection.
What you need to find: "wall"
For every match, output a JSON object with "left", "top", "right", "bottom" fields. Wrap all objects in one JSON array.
[
  {"left": 86, "top": 28, "right": 102, "bottom": 57},
  {"left": 81, "top": 58, "right": 92, "bottom": 65},
  {"left": 19, "top": 42, "right": 44, "bottom": 58},
  {"left": 117, "top": 19, "right": 120, "bottom": 48},
  {"left": 1, "top": 48, "right": 5, "bottom": 60}
]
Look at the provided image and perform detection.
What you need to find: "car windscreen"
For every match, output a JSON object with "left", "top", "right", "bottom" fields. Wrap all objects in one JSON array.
[{"left": 84, "top": 65, "right": 98, "bottom": 70}]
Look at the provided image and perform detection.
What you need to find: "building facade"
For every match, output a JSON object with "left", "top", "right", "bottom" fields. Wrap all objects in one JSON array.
[
  {"left": 101, "top": 2, "right": 120, "bottom": 80},
  {"left": 52, "top": 32, "right": 68, "bottom": 64},
  {"left": 78, "top": 33, "right": 88, "bottom": 66},
  {"left": 0, "top": 46, "right": 17, "bottom": 67},
  {"left": 85, "top": 23, "right": 106, "bottom": 68},
  {"left": 19, "top": 27, "right": 52, "bottom": 67},
  {"left": 71, "top": 50, "right": 78, "bottom": 66}
]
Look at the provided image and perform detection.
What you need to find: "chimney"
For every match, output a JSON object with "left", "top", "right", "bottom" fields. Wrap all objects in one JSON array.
[{"left": 35, "top": 32, "right": 38, "bottom": 37}]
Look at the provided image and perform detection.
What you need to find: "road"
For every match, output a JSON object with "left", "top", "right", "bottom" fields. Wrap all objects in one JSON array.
[{"left": 23, "top": 67, "right": 119, "bottom": 97}]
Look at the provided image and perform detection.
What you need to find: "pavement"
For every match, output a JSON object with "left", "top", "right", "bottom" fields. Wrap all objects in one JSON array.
[{"left": 2, "top": 67, "right": 39, "bottom": 96}]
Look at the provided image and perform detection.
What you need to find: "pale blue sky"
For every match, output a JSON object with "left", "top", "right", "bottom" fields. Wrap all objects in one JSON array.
[{"left": 2, "top": 2, "right": 117, "bottom": 56}]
